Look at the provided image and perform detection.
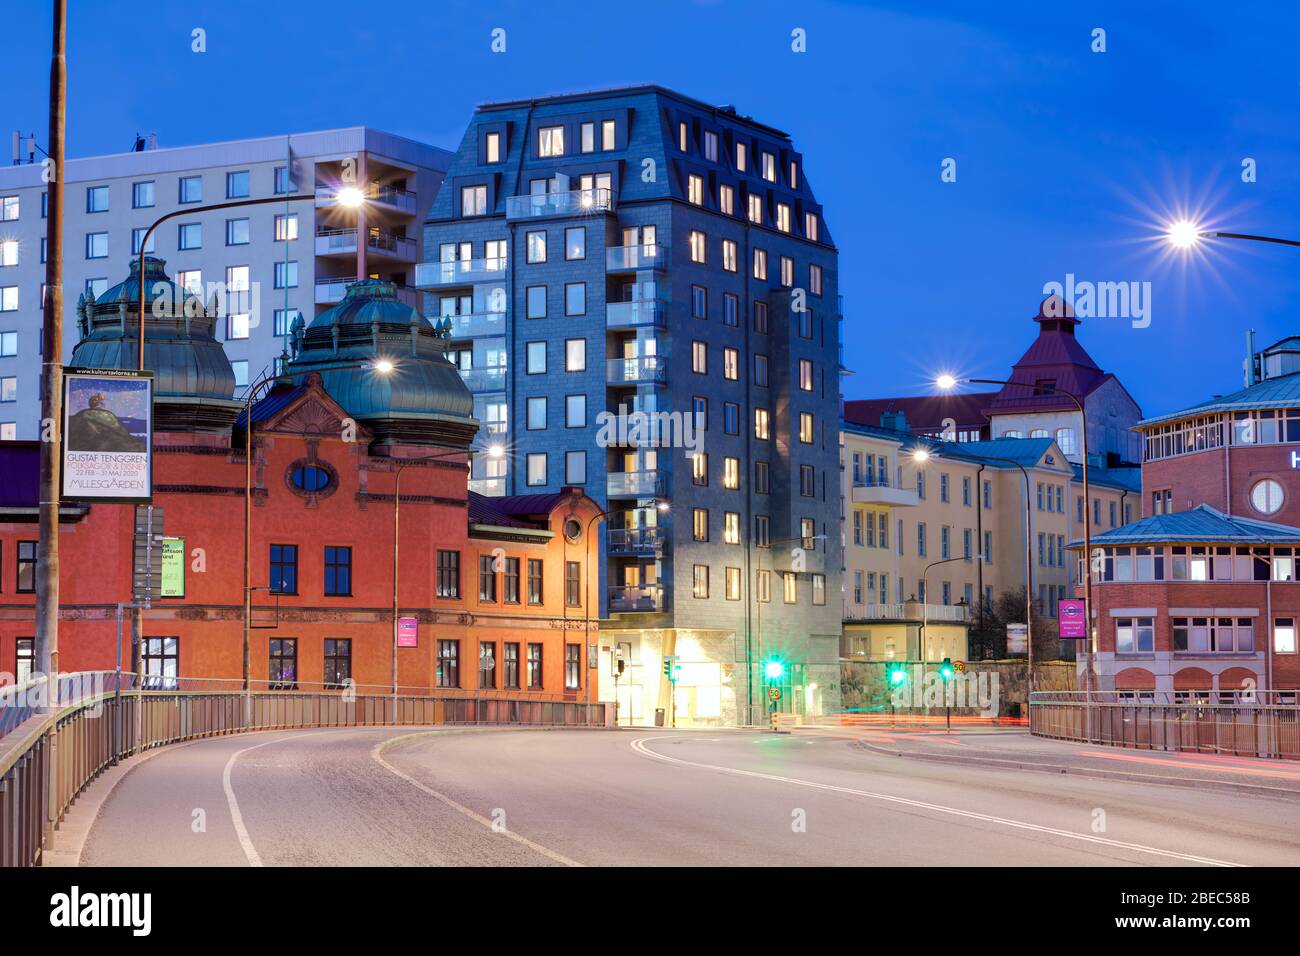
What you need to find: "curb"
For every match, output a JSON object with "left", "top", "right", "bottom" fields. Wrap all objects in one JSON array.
[{"left": 852, "top": 737, "right": 1300, "bottom": 801}]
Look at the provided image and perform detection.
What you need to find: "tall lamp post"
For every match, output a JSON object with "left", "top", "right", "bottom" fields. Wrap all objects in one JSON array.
[
  {"left": 912, "top": 446, "right": 1036, "bottom": 693},
  {"left": 936, "top": 374, "right": 1096, "bottom": 711}
]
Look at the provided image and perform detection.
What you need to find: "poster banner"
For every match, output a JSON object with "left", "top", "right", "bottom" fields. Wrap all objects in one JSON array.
[
  {"left": 398, "top": 617, "right": 418, "bottom": 648},
  {"left": 161, "top": 537, "right": 185, "bottom": 597},
  {"left": 1058, "top": 599, "right": 1088, "bottom": 638},
  {"left": 61, "top": 368, "right": 153, "bottom": 502}
]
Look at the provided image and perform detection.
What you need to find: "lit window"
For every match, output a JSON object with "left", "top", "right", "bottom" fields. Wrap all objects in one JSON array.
[
  {"left": 721, "top": 239, "right": 737, "bottom": 272},
  {"left": 538, "top": 126, "right": 565, "bottom": 157},
  {"left": 602, "top": 119, "right": 616, "bottom": 150},
  {"left": 688, "top": 174, "right": 704, "bottom": 205},
  {"left": 752, "top": 248, "right": 767, "bottom": 280},
  {"left": 526, "top": 453, "right": 547, "bottom": 486},
  {"left": 1251, "top": 479, "right": 1284, "bottom": 515},
  {"left": 689, "top": 230, "right": 706, "bottom": 263},
  {"left": 805, "top": 212, "right": 819, "bottom": 241},
  {"left": 703, "top": 130, "right": 718, "bottom": 161},
  {"left": 485, "top": 131, "right": 501, "bottom": 163},
  {"left": 761, "top": 151, "right": 776, "bottom": 182},
  {"left": 776, "top": 203, "right": 791, "bottom": 233},
  {"left": 747, "top": 194, "right": 763, "bottom": 225}
]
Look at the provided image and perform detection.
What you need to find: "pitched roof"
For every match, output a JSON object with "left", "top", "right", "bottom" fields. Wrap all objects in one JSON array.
[
  {"left": 986, "top": 296, "right": 1113, "bottom": 415},
  {"left": 844, "top": 393, "right": 996, "bottom": 433},
  {"left": 467, "top": 492, "right": 535, "bottom": 529},
  {"left": 1070, "top": 461, "right": 1143, "bottom": 493},
  {"left": 466, "top": 488, "right": 589, "bottom": 532},
  {"left": 947, "top": 437, "right": 1060, "bottom": 468},
  {"left": 1138, "top": 370, "right": 1300, "bottom": 427},
  {"left": 1070, "top": 504, "right": 1300, "bottom": 547}
]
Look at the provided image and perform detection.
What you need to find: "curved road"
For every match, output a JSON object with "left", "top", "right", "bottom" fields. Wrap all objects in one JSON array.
[{"left": 80, "top": 727, "right": 1300, "bottom": 867}]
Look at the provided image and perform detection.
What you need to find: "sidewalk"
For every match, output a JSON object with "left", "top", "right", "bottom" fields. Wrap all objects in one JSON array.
[{"left": 795, "top": 720, "right": 1300, "bottom": 798}]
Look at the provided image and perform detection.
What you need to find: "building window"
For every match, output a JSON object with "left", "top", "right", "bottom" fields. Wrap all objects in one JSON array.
[
  {"left": 137, "top": 637, "right": 179, "bottom": 689},
  {"left": 752, "top": 248, "right": 767, "bottom": 280},
  {"left": 503, "top": 643, "right": 521, "bottom": 688},
  {"left": 437, "top": 640, "right": 460, "bottom": 688},
  {"left": 693, "top": 508, "right": 709, "bottom": 541},
  {"left": 226, "top": 218, "right": 250, "bottom": 245},
  {"left": 754, "top": 408, "right": 770, "bottom": 440},
  {"left": 723, "top": 348, "right": 739, "bottom": 381},
  {"left": 538, "top": 126, "right": 565, "bottom": 157},
  {"left": 461, "top": 185, "right": 488, "bottom": 216},
  {"left": 565, "top": 282, "right": 586, "bottom": 316},
  {"left": 799, "top": 413, "right": 814, "bottom": 444},
  {"left": 231, "top": 361, "right": 248, "bottom": 388},
  {"left": 269, "top": 638, "right": 297, "bottom": 689},
  {"left": 776, "top": 204, "right": 791, "bottom": 233},
  {"left": 805, "top": 212, "right": 819, "bottom": 241},
  {"left": 693, "top": 564, "right": 710, "bottom": 598},
  {"left": 485, "top": 131, "right": 502, "bottom": 163},
  {"left": 602, "top": 119, "right": 616, "bottom": 150},
  {"left": 502, "top": 557, "right": 521, "bottom": 604},
  {"left": 812, "top": 574, "right": 826, "bottom": 606},
  {"left": 179, "top": 175, "right": 202, "bottom": 204},
  {"left": 688, "top": 174, "right": 704, "bottom": 205},
  {"left": 565, "top": 394, "right": 586, "bottom": 429},
  {"left": 1275, "top": 618, "right": 1297, "bottom": 654},
  {"left": 565, "top": 450, "right": 586, "bottom": 485},
  {"left": 526, "top": 396, "right": 546, "bottom": 430},
  {"left": 269, "top": 544, "right": 298, "bottom": 594},
  {"left": 16, "top": 541, "right": 36, "bottom": 592},
  {"left": 565, "top": 644, "right": 581, "bottom": 690},
  {"left": 756, "top": 569, "right": 771, "bottom": 603},
  {"left": 719, "top": 184, "right": 735, "bottom": 215},
  {"left": 565, "top": 338, "right": 585, "bottom": 371},
  {"left": 526, "top": 285, "right": 547, "bottom": 319},
  {"left": 528, "top": 643, "right": 544, "bottom": 689},
  {"left": 724, "top": 512, "right": 741, "bottom": 544},
  {"left": 689, "top": 230, "right": 706, "bottom": 263},
  {"left": 526, "top": 230, "right": 547, "bottom": 263},
  {"left": 755, "top": 461, "right": 769, "bottom": 494},
  {"left": 703, "top": 129, "right": 718, "bottom": 161},
  {"left": 324, "top": 546, "right": 352, "bottom": 596},
  {"left": 0, "top": 377, "right": 14, "bottom": 402},
  {"left": 274, "top": 213, "right": 298, "bottom": 241},
  {"left": 130, "top": 228, "right": 155, "bottom": 256},
  {"left": 225, "top": 170, "right": 249, "bottom": 199},
  {"left": 526, "top": 341, "right": 546, "bottom": 374},
  {"left": 86, "top": 185, "right": 109, "bottom": 213},
  {"left": 15, "top": 637, "right": 33, "bottom": 683},
  {"left": 723, "top": 456, "right": 740, "bottom": 490},
  {"left": 747, "top": 194, "right": 763, "bottom": 225},
  {"left": 274, "top": 261, "right": 298, "bottom": 289},
  {"left": 1115, "top": 617, "right": 1155, "bottom": 653},
  {"left": 783, "top": 571, "right": 797, "bottom": 604},
  {"left": 1251, "top": 479, "right": 1284, "bottom": 516},
  {"left": 324, "top": 639, "right": 351, "bottom": 688},
  {"left": 476, "top": 641, "right": 497, "bottom": 689},
  {"left": 437, "top": 550, "right": 460, "bottom": 598},
  {"left": 565, "top": 226, "right": 586, "bottom": 260},
  {"left": 132, "top": 181, "right": 155, "bottom": 209},
  {"left": 527, "top": 452, "right": 547, "bottom": 486},
  {"left": 800, "top": 464, "right": 815, "bottom": 497},
  {"left": 692, "top": 340, "right": 707, "bottom": 374},
  {"left": 564, "top": 561, "right": 581, "bottom": 607},
  {"left": 753, "top": 301, "right": 769, "bottom": 334},
  {"left": 479, "top": 554, "right": 497, "bottom": 602},
  {"left": 85, "top": 232, "right": 108, "bottom": 259},
  {"left": 0, "top": 196, "right": 18, "bottom": 220}
]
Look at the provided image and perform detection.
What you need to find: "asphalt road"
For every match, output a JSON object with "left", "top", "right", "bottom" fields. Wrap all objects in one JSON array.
[{"left": 79, "top": 726, "right": 1300, "bottom": 867}]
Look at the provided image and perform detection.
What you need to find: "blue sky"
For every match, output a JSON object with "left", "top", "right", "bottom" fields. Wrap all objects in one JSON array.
[{"left": 4, "top": 0, "right": 1299, "bottom": 418}]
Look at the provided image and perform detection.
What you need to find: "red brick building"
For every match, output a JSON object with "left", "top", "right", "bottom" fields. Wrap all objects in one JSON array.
[{"left": 0, "top": 261, "right": 602, "bottom": 697}]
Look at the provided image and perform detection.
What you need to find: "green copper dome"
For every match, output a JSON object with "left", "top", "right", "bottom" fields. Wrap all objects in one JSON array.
[
  {"left": 281, "top": 278, "right": 478, "bottom": 447},
  {"left": 69, "top": 256, "right": 241, "bottom": 432}
]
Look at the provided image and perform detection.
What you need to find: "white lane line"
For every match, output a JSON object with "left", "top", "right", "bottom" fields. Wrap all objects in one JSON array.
[
  {"left": 630, "top": 736, "right": 1244, "bottom": 868},
  {"left": 222, "top": 732, "right": 319, "bottom": 867},
  {"left": 371, "top": 732, "right": 583, "bottom": 867}
]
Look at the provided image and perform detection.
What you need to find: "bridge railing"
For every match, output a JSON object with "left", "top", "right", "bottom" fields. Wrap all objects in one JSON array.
[
  {"left": 1029, "top": 692, "right": 1300, "bottom": 760},
  {"left": 0, "top": 673, "right": 611, "bottom": 867}
]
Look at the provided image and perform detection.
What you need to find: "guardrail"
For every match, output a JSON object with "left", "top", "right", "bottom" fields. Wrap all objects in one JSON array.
[
  {"left": 1029, "top": 692, "right": 1300, "bottom": 760},
  {"left": 0, "top": 673, "right": 610, "bottom": 867}
]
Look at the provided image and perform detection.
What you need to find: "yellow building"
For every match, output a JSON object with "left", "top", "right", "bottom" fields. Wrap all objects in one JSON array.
[{"left": 841, "top": 421, "right": 1140, "bottom": 664}]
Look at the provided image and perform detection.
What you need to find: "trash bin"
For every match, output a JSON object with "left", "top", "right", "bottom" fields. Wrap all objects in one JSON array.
[{"left": 654, "top": 707, "right": 665, "bottom": 727}]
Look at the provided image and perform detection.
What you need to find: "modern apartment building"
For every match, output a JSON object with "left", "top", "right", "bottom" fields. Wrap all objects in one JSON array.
[
  {"left": 0, "top": 127, "right": 449, "bottom": 438},
  {"left": 841, "top": 420, "right": 1140, "bottom": 663},
  {"left": 418, "top": 86, "right": 843, "bottom": 726}
]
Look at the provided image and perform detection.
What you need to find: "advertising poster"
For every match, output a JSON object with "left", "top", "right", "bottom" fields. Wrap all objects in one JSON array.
[{"left": 61, "top": 368, "right": 153, "bottom": 501}]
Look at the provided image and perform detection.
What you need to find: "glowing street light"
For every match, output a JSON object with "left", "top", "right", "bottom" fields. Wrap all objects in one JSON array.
[
  {"left": 764, "top": 659, "right": 786, "bottom": 681},
  {"left": 911, "top": 448, "right": 930, "bottom": 464},
  {"left": 1166, "top": 219, "right": 1204, "bottom": 249},
  {"left": 935, "top": 373, "right": 959, "bottom": 391},
  {"left": 372, "top": 358, "right": 395, "bottom": 375},
  {"left": 486, "top": 443, "right": 504, "bottom": 459},
  {"left": 336, "top": 186, "right": 366, "bottom": 209}
]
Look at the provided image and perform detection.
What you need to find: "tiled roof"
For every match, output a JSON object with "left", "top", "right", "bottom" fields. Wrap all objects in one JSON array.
[
  {"left": 1138, "top": 371, "right": 1300, "bottom": 427},
  {"left": 1070, "top": 504, "right": 1300, "bottom": 547}
]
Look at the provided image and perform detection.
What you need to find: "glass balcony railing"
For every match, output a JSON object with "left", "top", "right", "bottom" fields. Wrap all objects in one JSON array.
[
  {"left": 315, "top": 183, "right": 417, "bottom": 215},
  {"left": 469, "top": 476, "right": 506, "bottom": 497},
  {"left": 505, "top": 187, "right": 615, "bottom": 221},
  {"left": 415, "top": 257, "right": 507, "bottom": 288},
  {"left": 608, "top": 584, "right": 669, "bottom": 613},
  {"left": 315, "top": 228, "right": 416, "bottom": 260},
  {"left": 607, "top": 299, "right": 668, "bottom": 329},
  {"left": 446, "top": 312, "right": 507, "bottom": 339},
  {"left": 459, "top": 367, "right": 507, "bottom": 393},
  {"left": 606, "top": 356, "right": 668, "bottom": 385},
  {"left": 606, "top": 243, "right": 669, "bottom": 272},
  {"left": 607, "top": 470, "right": 667, "bottom": 497},
  {"left": 607, "top": 527, "right": 669, "bottom": 555}
]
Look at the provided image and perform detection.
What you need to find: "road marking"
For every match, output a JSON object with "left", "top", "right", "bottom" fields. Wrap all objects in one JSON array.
[
  {"left": 630, "top": 736, "right": 1244, "bottom": 867},
  {"left": 372, "top": 732, "right": 583, "bottom": 867},
  {"left": 1077, "top": 749, "right": 1300, "bottom": 781},
  {"left": 222, "top": 732, "right": 319, "bottom": 867}
]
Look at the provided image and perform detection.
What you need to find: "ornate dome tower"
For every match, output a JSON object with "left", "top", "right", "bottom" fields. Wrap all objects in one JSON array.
[
  {"left": 69, "top": 256, "right": 241, "bottom": 432},
  {"left": 281, "top": 278, "right": 478, "bottom": 448}
]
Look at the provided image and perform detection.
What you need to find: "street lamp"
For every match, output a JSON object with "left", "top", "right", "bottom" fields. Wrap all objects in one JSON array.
[
  {"left": 1164, "top": 221, "right": 1300, "bottom": 252},
  {"left": 936, "top": 374, "right": 1095, "bottom": 704}
]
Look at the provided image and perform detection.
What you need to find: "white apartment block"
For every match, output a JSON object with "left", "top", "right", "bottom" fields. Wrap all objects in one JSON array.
[{"left": 0, "top": 127, "right": 450, "bottom": 438}]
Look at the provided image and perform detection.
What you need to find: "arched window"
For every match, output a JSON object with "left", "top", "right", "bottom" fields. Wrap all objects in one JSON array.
[
  {"left": 1251, "top": 478, "right": 1284, "bottom": 515},
  {"left": 1030, "top": 428, "right": 1049, "bottom": 439},
  {"left": 1002, "top": 429, "right": 1022, "bottom": 439}
]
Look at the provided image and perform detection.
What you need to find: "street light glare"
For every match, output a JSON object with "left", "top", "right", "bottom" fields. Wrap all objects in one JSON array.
[
  {"left": 935, "top": 373, "right": 958, "bottom": 390},
  {"left": 372, "top": 359, "right": 395, "bottom": 375},
  {"left": 1166, "top": 219, "right": 1203, "bottom": 249},
  {"left": 336, "top": 186, "right": 366, "bottom": 209},
  {"left": 912, "top": 448, "right": 930, "bottom": 463},
  {"left": 486, "top": 444, "right": 504, "bottom": 459}
]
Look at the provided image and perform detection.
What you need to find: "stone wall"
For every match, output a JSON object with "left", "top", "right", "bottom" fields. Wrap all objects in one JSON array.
[{"left": 840, "top": 659, "right": 1077, "bottom": 718}]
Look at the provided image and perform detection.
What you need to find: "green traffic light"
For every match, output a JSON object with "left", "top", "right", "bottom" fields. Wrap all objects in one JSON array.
[
  {"left": 888, "top": 665, "right": 907, "bottom": 686},
  {"left": 939, "top": 658, "right": 956, "bottom": 681},
  {"left": 763, "top": 659, "right": 785, "bottom": 681}
]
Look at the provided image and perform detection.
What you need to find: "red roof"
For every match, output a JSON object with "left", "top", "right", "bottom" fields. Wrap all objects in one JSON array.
[{"left": 986, "top": 296, "right": 1110, "bottom": 414}]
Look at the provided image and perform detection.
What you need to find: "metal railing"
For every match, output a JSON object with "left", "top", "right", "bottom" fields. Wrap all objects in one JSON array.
[
  {"left": 608, "top": 584, "right": 669, "bottom": 613},
  {"left": 843, "top": 602, "right": 969, "bottom": 623},
  {"left": 1029, "top": 691, "right": 1300, "bottom": 759},
  {"left": 0, "top": 672, "right": 610, "bottom": 867},
  {"left": 505, "top": 187, "right": 614, "bottom": 220}
]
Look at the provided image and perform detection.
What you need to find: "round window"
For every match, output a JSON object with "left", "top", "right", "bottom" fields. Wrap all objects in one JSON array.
[
  {"left": 1250, "top": 479, "right": 1284, "bottom": 515},
  {"left": 564, "top": 517, "right": 584, "bottom": 542},
  {"left": 291, "top": 464, "right": 333, "bottom": 493}
]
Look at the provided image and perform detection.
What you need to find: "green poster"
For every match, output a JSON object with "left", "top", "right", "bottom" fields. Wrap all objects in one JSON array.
[{"left": 161, "top": 537, "right": 185, "bottom": 597}]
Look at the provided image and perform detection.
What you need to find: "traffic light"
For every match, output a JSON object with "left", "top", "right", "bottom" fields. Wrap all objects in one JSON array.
[
  {"left": 662, "top": 658, "right": 672, "bottom": 677},
  {"left": 886, "top": 662, "right": 908, "bottom": 687},
  {"left": 763, "top": 658, "right": 785, "bottom": 681},
  {"left": 939, "top": 658, "right": 956, "bottom": 681}
]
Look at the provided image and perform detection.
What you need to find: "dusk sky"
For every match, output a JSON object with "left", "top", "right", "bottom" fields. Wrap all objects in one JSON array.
[{"left": 5, "top": 0, "right": 1299, "bottom": 418}]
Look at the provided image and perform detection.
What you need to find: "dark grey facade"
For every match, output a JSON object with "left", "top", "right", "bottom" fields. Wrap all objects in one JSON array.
[{"left": 419, "top": 86, "right": 842, "bottom": 725}]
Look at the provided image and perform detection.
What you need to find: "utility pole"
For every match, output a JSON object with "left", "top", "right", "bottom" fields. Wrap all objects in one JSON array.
[{"left": 35, "top": 0, "right": 67, "bottom": 847}]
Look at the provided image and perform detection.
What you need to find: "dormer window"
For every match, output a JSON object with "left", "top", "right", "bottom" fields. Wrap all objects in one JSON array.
[
  {"left": 485, "top": 131, "right": 501, "bottom": 163},
  {"left": 703, "top": 130, "right": 718, "bottom": 162},
  {"left": 538, "top": 126, "right": 565, "bottom": 158},
  {"left": 761, "top": 151, "right": 776, "bottom": 182},
  {"left": 736, "top": 141, "right": 747, "bottom": 171}
]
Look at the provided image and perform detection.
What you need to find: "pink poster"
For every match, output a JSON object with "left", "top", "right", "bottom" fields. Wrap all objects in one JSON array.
[{"left": 1058, "top": 600, "right": 1087, "bottom": 638}]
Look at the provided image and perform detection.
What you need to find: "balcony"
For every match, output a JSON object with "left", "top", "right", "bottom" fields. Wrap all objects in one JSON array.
[
  {"left": 609, "top": 584, "right": 668, "bottom": 613},
  {"left": 607, "top": 299, "right": 669, "bottom": 329},
  {"left": 606, "top": 243, "right": 669, "bottom": 273},
  {"left": 607, "top": 527, "right": 669, "bottom": 556},
  {"left": 415, "top": 257, "right": 506, "bottom": 289},
  {"left": 607, "top": 470, "right": 668, "bottom": 498},
  {"left": 505, "top": 187, "right": 614, "bottom": 221},
  {"left": 844, "top": 602, "right": 969, "bottom": 624},
  {"left": 447, "top": 312, "right": 507, "bottom": 339},
  {"left": 851, "top": 477, "right": 919, "bottom": 507},
  {"left": 315, "top": 183, "right": 418, "bottom": 216},
  {"left": 606, "top": 356, "right": 668, "bottom": 386},
  {"left": 459, "top": 366, "right": 507, "bottom": 393},
  {"left": 316, "top": 277, "right": 418, "bottom": 308},
  {"left": 469, "top": 476, "right": 506, "bottom": 497},
  {"left": 315, "top": 228, "right": 417, "bottom": 262}
]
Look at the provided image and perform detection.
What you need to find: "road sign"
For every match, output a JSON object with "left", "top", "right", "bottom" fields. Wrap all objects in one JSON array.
[
  {"left": 954, "top": 660, "right": 967, "bottom": 674},
  {"left": 1058, "top": 599, "right": 1087, "bottom": 638},
  {"left": 768, "top": 686, "right": 781, "bottom": 702},
  {"left": 132, "top": 505, "right": 164, "bottom": 605}
]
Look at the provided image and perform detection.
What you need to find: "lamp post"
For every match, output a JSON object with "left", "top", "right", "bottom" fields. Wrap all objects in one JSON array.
[
  {"left": 912, "top": 446, "right": 1036, "bottom": 693},
  {"left": 391, "top": 444, "right": 489, "bottom": 720},
  {"left": 240, "top": 358, "right": 393, "bottom": 697},
  {"left": 936, "top": 374, "right": 1095, "bottom": 712}
]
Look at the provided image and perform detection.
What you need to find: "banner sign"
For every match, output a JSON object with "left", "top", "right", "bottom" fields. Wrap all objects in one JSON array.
[
  {"left": 1006, "top": 623, "right": 1027, "bottom": 654},
  {"left": 398, "top": 616, "right": 418, "bottom": 648},
  {"left": 1058, "top": 599, "right": 1088, "bottom": 638},
  {"left": 61, "top": 367, "right": 154, "bottom": 502},
  {"left": 161, "top": 537, "right": 185, "bottom": 597}
]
